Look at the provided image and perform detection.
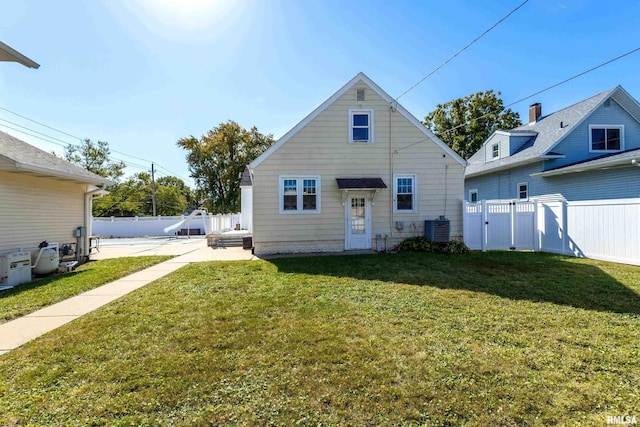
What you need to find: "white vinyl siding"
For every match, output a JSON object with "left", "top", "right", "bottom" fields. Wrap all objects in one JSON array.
[{"left": 0, "top": 171, "right": 87, "bottom": 253}]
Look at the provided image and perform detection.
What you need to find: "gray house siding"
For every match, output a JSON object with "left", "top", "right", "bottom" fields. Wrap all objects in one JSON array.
[
  {"left": 466, "top": 160, "right": 640, "bottom": 202},
  {"left": 539, "top": 167, "right": 640, "bottom": 201},
  {"left": 465, "top": 162, "right": 542, "bottom": 201},
  {"left": 545, "top": 100, "right": 640, "bottom": 171}
]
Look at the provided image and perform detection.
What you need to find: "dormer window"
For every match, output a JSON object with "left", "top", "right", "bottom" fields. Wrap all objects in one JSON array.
[
  {"left": 492, "top": 143, "right": 499, "bottom": 159},
  {"left": 349, "top": 109, "right": 374, "bottom": 143},
  {"left": 590, "top": 125, "right": 623, "bottom": 152}
]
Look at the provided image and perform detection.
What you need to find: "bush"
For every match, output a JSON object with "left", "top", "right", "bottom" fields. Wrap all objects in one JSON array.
[{"left": 393, "top": 237, "right": 470, "bottom": 254}]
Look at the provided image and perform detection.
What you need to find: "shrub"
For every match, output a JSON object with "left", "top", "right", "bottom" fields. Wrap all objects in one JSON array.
[{"left": 393, "top": 237, "right": 470, "bottom": 254}]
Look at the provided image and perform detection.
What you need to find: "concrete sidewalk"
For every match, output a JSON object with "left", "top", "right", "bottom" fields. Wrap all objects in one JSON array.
[{"left": 0, "top": 241, "right": 257, "bottom": 356}]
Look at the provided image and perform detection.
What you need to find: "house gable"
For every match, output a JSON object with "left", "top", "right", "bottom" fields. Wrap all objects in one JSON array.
[
  {"left": 544, "top": 97, "right": 640, "bottom": 171},
  {"left": 250, "top": 72, "right": 466, "bottom": 169},
  {"left": 248, "top": 73, "right": 467, "bottom": 255}
]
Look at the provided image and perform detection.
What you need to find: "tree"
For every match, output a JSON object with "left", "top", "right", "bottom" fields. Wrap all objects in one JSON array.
[
  {"left": 93, "top": 173, "right": 192, "bottom": 217},
  {"left": 177, "top": 121, "right": 274, "bottom": 213},
  {"left": 423, "top": 90, "right": 522, "bottom": 160},
  {"left": 65, "top": 139, "right": 125, "bottom": 182}
]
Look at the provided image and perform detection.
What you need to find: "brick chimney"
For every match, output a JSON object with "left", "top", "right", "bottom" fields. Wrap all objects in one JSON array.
[{"left": 529, "top": 103, "right": 542, "bottom": 124}]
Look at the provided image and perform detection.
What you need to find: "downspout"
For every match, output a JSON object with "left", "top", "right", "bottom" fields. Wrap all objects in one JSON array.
[{"left": 389, "top": 104, "right": 394, "bottom": 237}]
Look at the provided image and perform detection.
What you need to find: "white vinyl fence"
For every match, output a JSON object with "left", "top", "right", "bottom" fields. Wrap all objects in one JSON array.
[
  {"left": 93, "top": 213, "right": 242, "bottom": 238},
  {"left": 464, "top": 198, "right": 640, "bottom": 266}
]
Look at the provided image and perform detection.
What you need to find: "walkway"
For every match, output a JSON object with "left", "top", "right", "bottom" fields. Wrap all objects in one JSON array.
[{"left": 0, "top": 238, "right": 256, "bottom": 356}]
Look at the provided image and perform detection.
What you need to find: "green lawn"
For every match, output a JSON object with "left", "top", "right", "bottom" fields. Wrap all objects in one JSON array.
[
  {"left": 0, "top": 256, "right": 172, "bottom": 324},
  {"left": 1, "top": 252, "right": 639, "bottom": 425}
]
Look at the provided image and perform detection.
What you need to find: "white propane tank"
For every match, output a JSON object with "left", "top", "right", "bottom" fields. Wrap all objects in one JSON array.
[{"left": 33, "top": 246, "right": 59, "bottom": 275}]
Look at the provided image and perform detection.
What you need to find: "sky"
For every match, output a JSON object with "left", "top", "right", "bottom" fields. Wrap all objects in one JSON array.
[{"left": 1, "top": 0, "right": 640, "bottom": 188}]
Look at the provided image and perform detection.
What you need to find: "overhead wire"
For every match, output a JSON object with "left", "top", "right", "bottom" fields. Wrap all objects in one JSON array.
[
  {"left": 395, "top": 46, "right": 640, "bottom": 154},
  {"left": 395, "top": 0, "right": 529, "bottom": 101},
  {"left": 0, "top": 107, "right": 192, "bottom": 183}
]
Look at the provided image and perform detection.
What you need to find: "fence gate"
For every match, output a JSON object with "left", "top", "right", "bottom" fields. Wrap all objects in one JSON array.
[{"left": 464, "top": 201, "right": 535, "bottom": 251}]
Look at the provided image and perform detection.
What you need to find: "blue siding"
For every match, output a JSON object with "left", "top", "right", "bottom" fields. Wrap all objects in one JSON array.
[
  {"left": 538, "top": 167, "right": 640, "bottom": 201},
  {"left": 465, "top": 162, "right": 543, "bottom": 201},
  {"left": 466, "top": 161, "right": 640, "bottom": 201},
  {"left": 509, "top": 135, "right": 533, "bottom": 155},
  {"left": 545, "top": 99, "right": 640, "bottom": 170}
]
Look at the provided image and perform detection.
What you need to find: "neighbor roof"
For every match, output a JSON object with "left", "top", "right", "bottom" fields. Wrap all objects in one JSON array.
[
  {"left": 249, "top": 72, "right": 467, "bottom": 170},
  {"left": 0, "top": 41, "right": 39, "bottom": 69},
  {"left": 465, "top": 86, "right": 639, "bottom": 177},
  {"left": 0, "top": 131, "right": 113, "bottom": 186},
  {"left": 532, "top": 147, "right": 640, "bottom": 177}
]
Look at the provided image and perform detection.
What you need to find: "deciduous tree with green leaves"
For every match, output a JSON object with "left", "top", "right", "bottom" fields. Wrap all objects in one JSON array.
[
  {"left": 423, "top": 90, "right": 522, "bottom": 160},
  {"left": 178, "top": 121, "right": 274, "bottom": 213},
  {"left": 93, "top": 173, "right": 194, "bottom": 217},
  {"left": 64, "top": 139, "right": 125, "bottom": 182}
]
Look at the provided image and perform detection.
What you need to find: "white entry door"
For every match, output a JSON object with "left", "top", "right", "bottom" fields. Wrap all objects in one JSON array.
[{"left": 346, "top": 195, "right": 371, "bottom": 250}]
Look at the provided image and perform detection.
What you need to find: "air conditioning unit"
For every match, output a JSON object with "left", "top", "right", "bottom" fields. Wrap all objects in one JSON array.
[
  {"left": 425, "top": 219, "right": 450, "bottom": 243},
  {"left": 0, "top": 252, "right": 32, "bottom": 287}
]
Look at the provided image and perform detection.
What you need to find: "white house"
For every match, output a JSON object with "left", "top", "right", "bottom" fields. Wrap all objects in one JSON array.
[
  {"left": 243, "top": 72, "right": 467, "bottom": 255},
  {"left": 0, "top": 131, "right": 111, "bottom": 260}
]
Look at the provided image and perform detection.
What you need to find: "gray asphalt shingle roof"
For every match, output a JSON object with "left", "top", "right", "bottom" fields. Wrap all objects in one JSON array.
[
  {"left": 0, "top": 130, "right": 112, "bottom": 185},
  {"left": 465, "top": 87, "right": 619, "bottom": 177}
]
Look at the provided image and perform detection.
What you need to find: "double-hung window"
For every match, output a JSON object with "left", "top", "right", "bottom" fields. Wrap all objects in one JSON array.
[
  {"left": 280, "top": 176, "right": 321, "bottom": 214},
  {"left": 590, "top": 125, "right": 623, "bottom": 152},
  {"left": 517, "top": 182, "right": 528, "bottom": 200},
  {"left": 349, "top": 109, "right": 374, "bottom": 143},
  {"left": 394, "top": 174, "right": 417, "bottom": 213},
  {"left": 469, "top": 189, "right": 478, "bottom": 203},
  {"left": 491, "top": 143, "right": 499, "bottom": 159}
]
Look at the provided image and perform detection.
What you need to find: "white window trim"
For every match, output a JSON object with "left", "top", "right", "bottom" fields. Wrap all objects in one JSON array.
[
  {"left": 469, "top": 189, "right": 479, "bottom": 203},
  {"left": 517, "top": 182, "right": 528, "bottom": 200},
  {"left": 393, "top": 174, "right": 417, "bottom": 213},
  {"left": 348, "top": 109, "right": 374, "bottom": 143},
  {"left": 491, "top": 143, "right": 499, "bottom": 159},
  {"left": 589, "top": 124, "right": 624, "bottom": 153},
  {"left": 278, "top": 175, "right": 321, "bottom": 214}
]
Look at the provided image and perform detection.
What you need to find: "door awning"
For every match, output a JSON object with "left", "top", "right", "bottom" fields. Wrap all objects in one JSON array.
[{"left": 336, "top": 178, "right": 387, "bottom": 190}]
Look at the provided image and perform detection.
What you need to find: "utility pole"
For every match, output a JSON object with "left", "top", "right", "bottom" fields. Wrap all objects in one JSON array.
[{"left": 151, "top": 163, "right": 157, "bottom": 216}]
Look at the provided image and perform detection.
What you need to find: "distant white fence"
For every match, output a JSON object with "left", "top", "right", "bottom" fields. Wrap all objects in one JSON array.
[
  {"left": 92, "top": 213, "right": 242, "bottom": 238},
  {"left": 464, "top": 198, "right": 640, "bottom": 266}
]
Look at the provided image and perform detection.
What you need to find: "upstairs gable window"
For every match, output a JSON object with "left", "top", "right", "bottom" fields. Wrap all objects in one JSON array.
[
  {"left": 492, "top": 143, "right": 499, "bottom": 159},
  {"left": 349, "top": 109, "right": 374, "bottom": 143},
  {"left": 590, "top": 125, "right": 623, "bottom": 152}
]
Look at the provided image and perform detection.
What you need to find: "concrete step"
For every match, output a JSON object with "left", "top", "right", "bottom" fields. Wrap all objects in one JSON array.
[{"left": 208, "top": 234, "right": 252, "bottom": 248}]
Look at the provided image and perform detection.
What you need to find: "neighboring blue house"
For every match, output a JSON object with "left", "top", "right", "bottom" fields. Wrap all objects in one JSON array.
[{"left": 465, "top": 86, "right": 640, "bottom": 202}]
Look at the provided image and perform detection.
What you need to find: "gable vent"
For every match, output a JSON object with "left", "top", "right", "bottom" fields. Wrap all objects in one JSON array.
[
  {"left": 356, "top": 88, "right": 365, "bottom": 102},
  {"left": 604, "top": 99, "right": 611, "bottom": 108}
]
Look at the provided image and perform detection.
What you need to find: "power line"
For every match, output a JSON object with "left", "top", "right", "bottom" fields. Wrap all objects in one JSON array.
[
  {"left": 396, "top": 0, "right": 529, "bottom": 101},
  {"left": 0, "top": 121, "right": 153, "bottom": 171},
  {"left": 0, "top": 109, "right": 191, "bottom": 182},
  {"left": 396, "top": 46, "right": 640, "bottom": 153}
]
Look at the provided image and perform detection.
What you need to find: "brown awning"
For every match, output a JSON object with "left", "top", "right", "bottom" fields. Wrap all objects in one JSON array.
[{"left": 336, "top": 178, "right": 387, "bottom": 190}]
